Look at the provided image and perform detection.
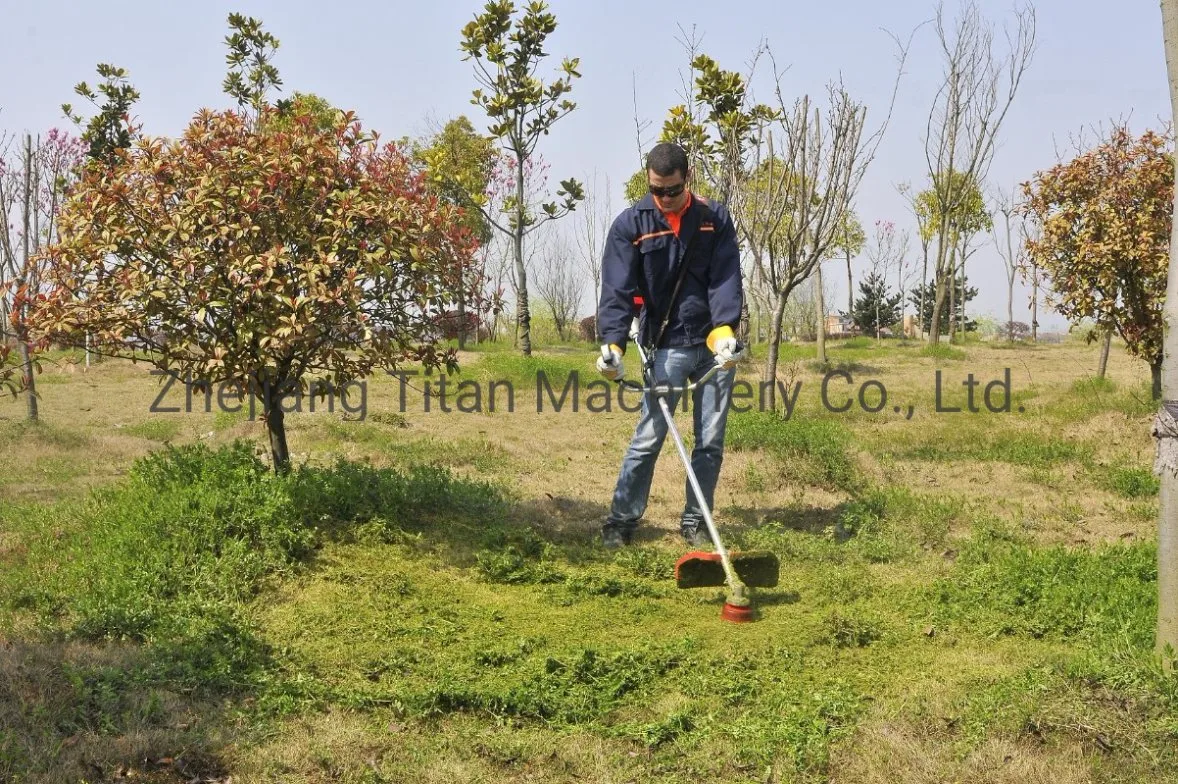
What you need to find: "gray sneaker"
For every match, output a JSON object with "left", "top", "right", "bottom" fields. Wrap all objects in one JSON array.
[{"left": 681, "top": 526, "right": 710, "bottom": 548}]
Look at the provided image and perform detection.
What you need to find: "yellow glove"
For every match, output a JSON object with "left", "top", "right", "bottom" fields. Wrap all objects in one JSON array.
[
  {"left": 706, "top": 326, "right": 734, "bottom": 353},
  {"left": 707, "top": 326, "right": 743, "bottom": 369}
]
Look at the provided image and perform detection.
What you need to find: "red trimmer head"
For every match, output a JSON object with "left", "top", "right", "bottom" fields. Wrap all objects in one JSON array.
[{"left": 673, "top": 550, "right": 780, "bottom": 623}]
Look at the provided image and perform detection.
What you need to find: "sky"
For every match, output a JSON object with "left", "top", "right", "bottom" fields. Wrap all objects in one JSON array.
[{"left": 1, "top": 0, "right": 1171, "bottom": 333}]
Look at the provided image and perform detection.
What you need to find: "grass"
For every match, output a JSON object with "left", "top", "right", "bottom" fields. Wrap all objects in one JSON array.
[
  {"left": 726, "top": 411, "right": 858, "bottom": 491},
  {"left": 1, "top": 337, "right": 1176, "bottom": 783}
]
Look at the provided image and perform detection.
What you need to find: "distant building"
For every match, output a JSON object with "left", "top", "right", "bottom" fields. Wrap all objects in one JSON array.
[{"left": 825, "top": 314, "right": 857, "bottom": 339}]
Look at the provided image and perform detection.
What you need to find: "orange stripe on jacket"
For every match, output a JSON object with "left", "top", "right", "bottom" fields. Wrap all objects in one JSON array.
[{"left": 632, "top": 229, "right": 675, "bottom": 246}]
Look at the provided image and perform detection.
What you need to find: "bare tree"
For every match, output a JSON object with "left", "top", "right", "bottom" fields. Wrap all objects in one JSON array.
[
  {"left": 780, "top": 275, "right": 821, "bottom": 342},
  {"left": 923, "top": 1, "right": 1036, "bottom": 345},
  {"left": 534, "top": 233, "right": 584, "bottom": 342},
  {"left": 746, "top": 41, "right": 908, "bottom": 410},
  {"left": 574, "top": 170, "right": 612, "bottom": 338},
  {"left": 993, "top": 185, "right": 1029, "bottom": 342},
  {"left": 897, "top": 181, "right": 935, "bottom": 339},
  {"left": 862, "top": 220, "right": 910, "bottom": 341}
]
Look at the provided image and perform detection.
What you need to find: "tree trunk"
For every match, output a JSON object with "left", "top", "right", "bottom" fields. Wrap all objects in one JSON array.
[
  {"left": 846, "top": 248, "right": 854, "bottom": 315},
  {"left": 1098, "top": 330, "right": 1112, "bottom": 379},
  {"left": 815, "top": 261, "right": 827, "bottom": 363},
  {"left": 765, "top": 292, "right": 789, "bottom": 412},
  {"left": 20, "top": 134, "right": 37, "bottom": 422},
  {"left": 263, "top": 393, "right": 291, "bottom": 474},
  {"left": 930, "top": 235, "right": 956, "bottom": 346},
  {"left": 919, "top": 242, "right": 929, "bottom": 340},
  {"left": 1007, "top": 278, "right": 1015, "bottom": 342},
  {"left": 948, "top": 269, "right": 957, "bottom": 342},
  {"left": 20, "top": 340, "right": 38, "bottom": 422},
  {"left": 514, "top": 157, "right": 531, "bottom": 356},
  {"left": 1031, "top": 262, "right": 1040, "bottom": 342},
  {"left": 1152, "top": 357, "right": 1163, "bottom": 401},
  {"left": 457, "top": 293, "right": 468, "bottom": 350},
  {"left": 958, "top": 251, "right": 967, "bottom": 341},
  {"left": 1158, "top": 0, "right": 1178, "bottom": 667},
  {"left": 930, "top": 270, "right": 948, "bottom": 345}
]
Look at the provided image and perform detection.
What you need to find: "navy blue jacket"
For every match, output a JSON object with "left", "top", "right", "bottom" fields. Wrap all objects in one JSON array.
[{"left": 597, "top": 193, "right": 743, "bottom": 352}]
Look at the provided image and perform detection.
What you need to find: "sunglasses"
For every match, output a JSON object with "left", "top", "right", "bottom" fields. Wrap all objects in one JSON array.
[{"left": 648, "top": 182, "right": 686, "bottom": 198}]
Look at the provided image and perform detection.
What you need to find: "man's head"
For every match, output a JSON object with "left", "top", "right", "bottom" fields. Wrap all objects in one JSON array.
[{"left": 645, "top": 142, "right": 691, "bottom": 212}]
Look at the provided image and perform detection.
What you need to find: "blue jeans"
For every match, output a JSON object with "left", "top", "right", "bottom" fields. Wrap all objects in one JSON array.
[{"left": 604, "top": 345, "right": 734, "bottom": 536}]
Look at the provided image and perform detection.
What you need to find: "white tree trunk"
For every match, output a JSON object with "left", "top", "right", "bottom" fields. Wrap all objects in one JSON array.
[
  {"left": 815, "top": 261, "right": 827, "bottom": 363},
  {"left": 1156, "top": 0, "right": 1178, "bottom": 664}
]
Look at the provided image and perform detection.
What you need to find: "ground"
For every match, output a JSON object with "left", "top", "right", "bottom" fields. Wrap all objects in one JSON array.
[{"left": 0, "top": 335, "right": 1175, "bottom": 783}]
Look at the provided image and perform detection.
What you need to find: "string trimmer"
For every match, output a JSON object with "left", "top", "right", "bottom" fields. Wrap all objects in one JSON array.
[{"left": 606, "top": 313, "right": 779, "bottom": 623}]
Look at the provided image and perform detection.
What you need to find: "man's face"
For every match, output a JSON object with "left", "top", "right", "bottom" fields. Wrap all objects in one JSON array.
[{"left": 648, "top": 168, "right": 690, "bottom": 212}]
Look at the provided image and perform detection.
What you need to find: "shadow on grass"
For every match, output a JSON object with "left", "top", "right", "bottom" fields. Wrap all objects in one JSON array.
[
  {"left": 724, "top": 503, "right": 855, "bottom": 539},
  {"left": 806, "top": 359, "right": 883, "bottom": 375}
]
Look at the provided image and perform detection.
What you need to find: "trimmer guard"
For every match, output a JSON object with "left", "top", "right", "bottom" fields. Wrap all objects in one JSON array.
[{"left": 674, "top": 550, "right": 780, "bottom": 589}]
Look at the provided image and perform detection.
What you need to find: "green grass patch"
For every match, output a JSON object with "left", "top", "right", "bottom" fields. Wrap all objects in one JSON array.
[
  {"left": 935, "top": 535, "right": 1156, "bottom": 645},
  {"left": 0, "top": 440, "right": 508, "bottom": 693},
  {"left": 1101, "top": 465, "right": 1160, "bottom": 499},
  {"left": 1050, "top": 376, "right": 1157, "bottom": 422},
  {"left": 122, "top": 418, "right": 182, "bottom": 441},
  {"left": 919, "top": 344, "right": 967, "bottom": 361},
  {"left": 726, "top": 411, "right": 857, "bottom": 491},
  {"left": 878, "top": 426, "right": 1090, "bottom": 468}
]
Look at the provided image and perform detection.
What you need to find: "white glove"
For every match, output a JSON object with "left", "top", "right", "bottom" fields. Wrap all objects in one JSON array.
[
  {"left": 596, "top": 345, "right": 624, "bottom": 381},
  {"left": 713, "top": 337, "right": 745, "bottom": 369}
]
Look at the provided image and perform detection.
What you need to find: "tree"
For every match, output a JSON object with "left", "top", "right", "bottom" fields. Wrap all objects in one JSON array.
[
  {"left": 1155, "top": 0, "right": 1178, "bottom": 667},
  {"left": 832, "top": 211, "right": 866, "bottom": 315},
  {"left": 32, "top": 104, "right": 474, "bottom": 474},
  {"left": 915, "top": 170, "right": 992, "bottom": 343},
  {"left": 0, "top": 130, "right": 87, "bottom": 415},
  {"left": 62, "top": 63, "right": 141, "bottom": 167},
  {"left": 459, "top": 1, "right": 585, "bottom": 356},
  {"left": 659, "top": 35, "right": 907, "bottom": 407},
  {"left": 416, "top": 116, "right": 497, "bottom": 349},
  {"left": 923, "top": 1, "right": 1035, "bottom": 345},
  {"left": 856, "top": 220, "right": 910, "bottom": 340},
  {"left": 993, "top": 185, "right": 1030, "bottom": 342},
  {"left": 847, "top": 272, "right": 902, "bottom": 337},
  {"left": 1022, "top": 126, "right": 1171, "bottom": 399},
  {"left": 534, "top": 234, "right": 583, "bottom": 342},
  {"left": 624, "top": 169, "right": 648, "bottom": 203},
  {"left": 221, "top": 12, "right": 283, "bottom": 121},
  {"left": 573, "top": 170, "right": 613, "bottom": 336},
  {"left": 909, "top": 275, "right": 978, "bottom": 335}
]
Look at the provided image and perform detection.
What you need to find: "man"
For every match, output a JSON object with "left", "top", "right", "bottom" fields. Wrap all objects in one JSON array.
[{"left": 595, "top": 142, "right": 745, "bottom": 549}]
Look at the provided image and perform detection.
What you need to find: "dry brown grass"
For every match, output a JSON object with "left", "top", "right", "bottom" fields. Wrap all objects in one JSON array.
[{"left": 0, "top": 638, "right": 230, "bottom": 784}]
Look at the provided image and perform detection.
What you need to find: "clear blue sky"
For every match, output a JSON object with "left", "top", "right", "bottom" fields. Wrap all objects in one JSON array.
[{"left": 1, "top": 0, "right": 1170, "bottom": 331}]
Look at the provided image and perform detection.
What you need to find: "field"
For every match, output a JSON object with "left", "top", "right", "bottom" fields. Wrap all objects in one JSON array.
[{"left": 1, "top": 335, "right": 1176, "bottom": 783}]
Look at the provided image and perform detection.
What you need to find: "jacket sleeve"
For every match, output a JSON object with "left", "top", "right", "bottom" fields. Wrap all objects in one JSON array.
[
  {"left": 597, "top": 212, "right": 641, "bottom": 351},
  {"left": 708, "top": 207, "right": 744, "bottom": 331}
]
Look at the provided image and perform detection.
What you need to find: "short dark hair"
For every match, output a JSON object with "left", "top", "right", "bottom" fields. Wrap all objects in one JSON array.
[{"left": 645, "top": 142, "right": 689, "bottom": 179}]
